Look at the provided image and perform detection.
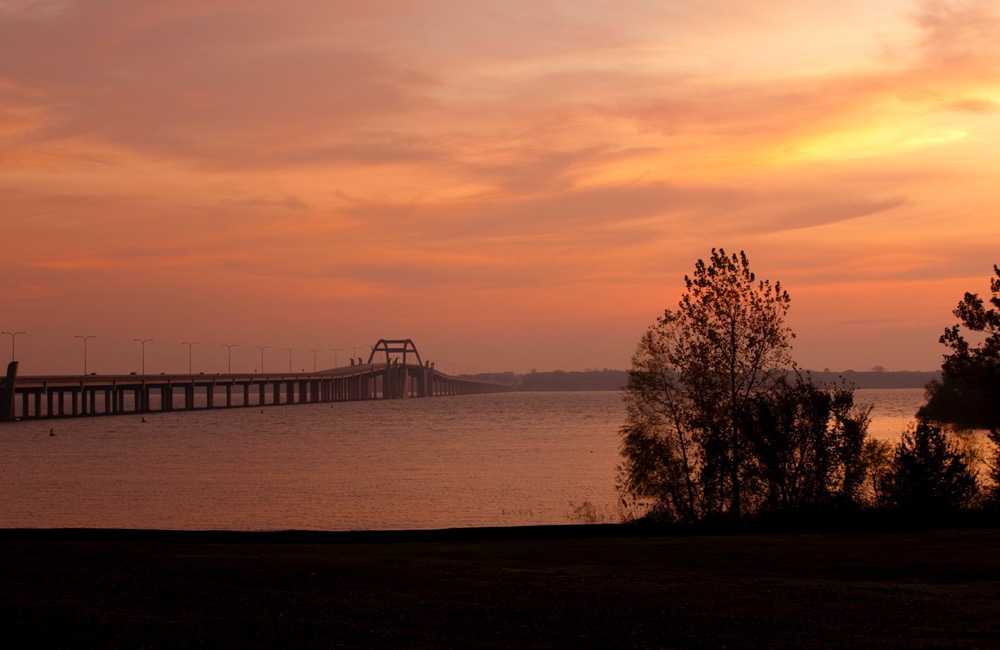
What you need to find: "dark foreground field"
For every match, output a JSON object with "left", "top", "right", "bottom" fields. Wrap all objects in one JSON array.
[{"left": 2, "top": 526, "right": 999, "bottom": 648}]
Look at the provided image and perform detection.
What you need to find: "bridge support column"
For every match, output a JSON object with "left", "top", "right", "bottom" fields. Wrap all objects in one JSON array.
[
  {"left": 0, "top": 361, "right": 17, "bottom": 421},
  {"left": 420, "top": 367, "right": 430, "bottom": 398}
]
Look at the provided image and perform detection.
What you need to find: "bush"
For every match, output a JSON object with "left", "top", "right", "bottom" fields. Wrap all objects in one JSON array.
[{"left": 885, "top": 422, "right": 978, "bottom": 515}]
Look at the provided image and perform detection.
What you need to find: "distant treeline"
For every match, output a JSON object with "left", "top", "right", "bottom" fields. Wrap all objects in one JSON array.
[
  {"left": 803, "top": 370, "right": 940, "bottom": 390},
  {"left": 460, "top": 369, "right": 940, "bottom": 391}
]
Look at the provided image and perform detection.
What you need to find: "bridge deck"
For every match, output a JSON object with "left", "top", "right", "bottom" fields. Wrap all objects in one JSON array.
[{"left": 2, "top": 363, "right": 513, "bottom": 421}]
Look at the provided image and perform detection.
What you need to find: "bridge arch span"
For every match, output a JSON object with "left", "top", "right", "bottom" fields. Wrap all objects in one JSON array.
[{"left": 367, "top": 339, "right": 424, "bottom": 367}]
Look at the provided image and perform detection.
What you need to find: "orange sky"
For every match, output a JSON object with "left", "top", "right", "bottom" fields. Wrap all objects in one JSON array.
[{"left": 3, "top": 0, "right": 999, "bottom": 375}]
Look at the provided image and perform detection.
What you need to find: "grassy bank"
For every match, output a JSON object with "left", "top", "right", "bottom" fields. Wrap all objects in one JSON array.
[{"left": 2, "top": 525, "right": 999, "bottom": 647}]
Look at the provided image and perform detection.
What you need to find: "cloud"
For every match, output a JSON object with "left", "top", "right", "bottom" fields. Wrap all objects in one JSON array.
[
  {"left": 4, "top": 0, "right": 1000, "bottom": 373},
  {"left": 740, "top": 196, "right": 908, "bottom": 234},
  {"left": 0, "top": 1, "right": 438, "bottom": 168},
  {"left": 913, "top": 0, "right": 1000, "bottom": 65},
  {"left": 4, "top": 0, "right": 999, "bottom": 182}
]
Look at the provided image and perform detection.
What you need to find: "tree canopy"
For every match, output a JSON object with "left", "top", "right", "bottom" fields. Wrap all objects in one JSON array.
[
  {"left": 618, "top": 249, "right": 871, "bottom": 522},
  {"left": 919, "top": 265, "right": 1000, "bottom": 434},
  {"left": 885, "top": 422, "right": 978, "bottom": 514}
]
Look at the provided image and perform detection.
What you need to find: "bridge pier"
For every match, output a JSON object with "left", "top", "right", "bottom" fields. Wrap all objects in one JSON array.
[{"left": 0, "top": 362, "right": 17, "bottom": 421}]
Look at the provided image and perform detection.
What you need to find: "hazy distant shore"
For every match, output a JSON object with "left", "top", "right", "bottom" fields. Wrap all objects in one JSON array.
[
  {"left": 3, "top": 522, "right": 998, "bottom": 647},
  {"left": 467, "top": 369, "right": 940, "bottom": 391}
]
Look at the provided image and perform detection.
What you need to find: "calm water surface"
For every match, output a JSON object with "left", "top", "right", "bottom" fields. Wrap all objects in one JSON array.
[{"left": 0, "top": 389, "right": 924, "bottom": 531}]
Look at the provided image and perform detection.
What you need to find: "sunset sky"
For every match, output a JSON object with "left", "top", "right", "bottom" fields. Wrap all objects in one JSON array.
[{"left": 3, "top": 0, "right": 999, "bottom": 376}]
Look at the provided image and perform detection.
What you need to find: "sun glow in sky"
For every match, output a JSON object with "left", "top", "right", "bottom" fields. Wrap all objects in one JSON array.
[{"left": 3, "top": 0, "right": 999, "bottom": 375}]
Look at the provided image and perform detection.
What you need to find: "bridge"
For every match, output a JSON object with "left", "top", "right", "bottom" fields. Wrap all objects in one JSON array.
[{"left": 0, "top": 339, "right": 514, "bottom": 421}]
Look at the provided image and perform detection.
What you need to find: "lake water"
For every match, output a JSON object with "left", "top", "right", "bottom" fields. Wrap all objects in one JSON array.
[{"left": 0, "top": 389, "right": 925, "bottom": 531}]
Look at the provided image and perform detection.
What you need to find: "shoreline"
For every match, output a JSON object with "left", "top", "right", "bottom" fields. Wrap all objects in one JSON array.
[{"left": 3, "top": 508, "right": 997, "bottom": 542}]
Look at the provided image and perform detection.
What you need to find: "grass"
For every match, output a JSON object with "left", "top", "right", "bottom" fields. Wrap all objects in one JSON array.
[{"left": 2, "top": 523, "right": 999, "bottom": 648}]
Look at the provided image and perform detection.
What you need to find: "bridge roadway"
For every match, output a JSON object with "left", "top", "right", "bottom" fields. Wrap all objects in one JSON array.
[{"left": 0, "top": 362, "right": 514, "bottom": 421}]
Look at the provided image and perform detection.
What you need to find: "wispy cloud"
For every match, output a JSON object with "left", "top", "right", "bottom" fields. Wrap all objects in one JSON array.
[{"left": 3, "top": 0, "right": 1000, "bottom": 373}]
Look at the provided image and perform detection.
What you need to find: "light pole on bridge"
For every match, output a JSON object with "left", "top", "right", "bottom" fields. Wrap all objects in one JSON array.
[
  {"left": 284, "top": 347, "right": 297, "bottom": 373},
  {"left": 75, "top": 335, "right": 95, "bottom": 374},
  {"left": 308, "top": 348, "right": 321, "bottom": 372},
  {"left": 181, "top": 341, "right": 198, "bottom": 374},
  {"left": 221, "top": 344, "right": 238, "bottom": 374},
  {"left": 254, "top": 345, "right": 269, "bottom": 373},
  {"left": 2, "top": 331, "right": 25, "bottom": 363},
  {"left": 133, "top": 338, "right": 152, "bottom": 375},
  {"left": 351, "top": 345, "right": 362, "bottom": 365},
  {"left": 330, "top": 347, "right": 341, "bottom": 369}
]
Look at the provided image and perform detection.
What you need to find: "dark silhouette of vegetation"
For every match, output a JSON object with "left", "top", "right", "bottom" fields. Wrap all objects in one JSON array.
[
  {"left": 918, "top": 264, "right": 1000, "bottom": 434},
  {"left": 861, "top": 438, "right": 894, "bottom": 510},
  {"left": 616, "top": 249, "right": 875, "bottom": 523},
  {"left": 515, "top": 369, "right": 628, "bottom": 391},
  {"left": 617, "top": 250, "right": 999, "bottom": 527},
  {"left": 884, "top": 422, "right": 978, "bottom": 514},
  {"left": 917, "top": 264, "right": 1000, "bottom": 507},
  {"left": 806, "top": 369, "right": 938, "bottom": 389},
  {"left": 613, "top": 257, "right": 1000, "bottom": 527},
  {"left": 465, "top": 368, "right": 936, "bottom": 391},
  {"left": 740, "top": 376, "right": 871, "bottom": 513}
]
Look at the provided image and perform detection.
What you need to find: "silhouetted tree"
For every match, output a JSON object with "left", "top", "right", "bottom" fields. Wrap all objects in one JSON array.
[
  {"left": 861, "top": 439, "right": 894, "bottom": 509},
  {"left": 740, "top": 376, "right": 871, "bottom": 513},
  {"left": 885, "top": 422, "right": 978, "bottom": 514},
  {"left": 618, "top": 249, "right": 795, "bottom": 522},
  {"left": 918, "top": 264, "right": 1000, "bottom": 506},
  {"left": 919, "top": 264, "right": 1000, "bottom": 433}
]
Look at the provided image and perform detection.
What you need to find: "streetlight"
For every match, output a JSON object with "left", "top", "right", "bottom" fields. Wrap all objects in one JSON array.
[
  {"left": 330, "top": 347, "right": 341, "bottom": 368},
  {"left": 2, "top": 331, "right": 24, "bottom": 362},
  {"left": 284, "top": 347, "right": 297, "bottom": 373},
  {"left": 308, "top": 348, "right": 321, "bottom": 372},
  {"left": 254, "top": 345, "right": 269, "bottom": 373},
  {"left": 351, "top": 345, "right": 361, "bottom": 364},
  {"left": 181, "top": 341, "right": 198, "bottom": 374},
  {"left": 75, "top": 335, "right": 95, "bottom": 374},
  {"left": 221, "top": 343, "right": 238, "bottom": 374},
  {"left": 133, "top": 338, "right": 152, "bottom": 375}
]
